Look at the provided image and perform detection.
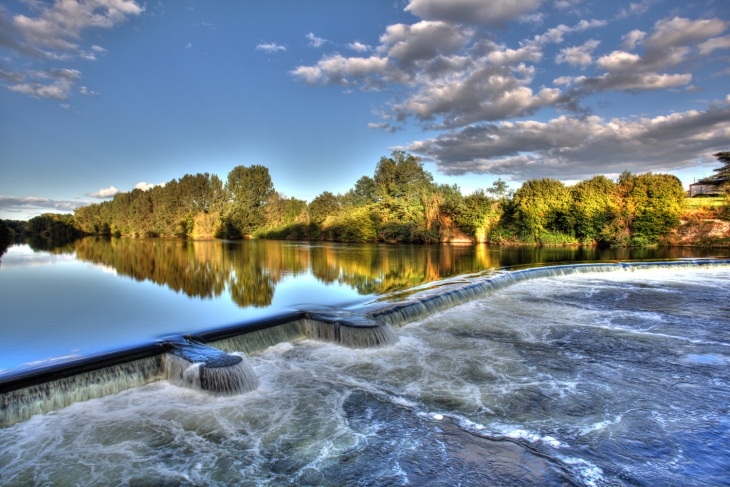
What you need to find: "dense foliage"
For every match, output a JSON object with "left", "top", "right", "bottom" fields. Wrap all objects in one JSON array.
[
  {"left": 66, "top": 151, "right": 691, "bottom": 246},
  {"left": 699, "top": 151, "right": 730, "bottom": 189}
]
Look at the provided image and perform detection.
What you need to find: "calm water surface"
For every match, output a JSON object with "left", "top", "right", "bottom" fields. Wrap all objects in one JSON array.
[
  {"left": 1, "top": 238, "right": 729, "bottom": 486},
  {"left": 1, "top": 237, "right": 726, "bottom": 372}
]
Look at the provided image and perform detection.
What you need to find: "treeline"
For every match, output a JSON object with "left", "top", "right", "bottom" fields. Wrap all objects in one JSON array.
[{"left": 67, "top": 151, "right": 687, "bottom": 246}]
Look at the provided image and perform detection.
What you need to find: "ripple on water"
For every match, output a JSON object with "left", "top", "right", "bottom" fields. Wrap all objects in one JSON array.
[{"left": 1, "top": 268, "right": 729, "bottom": 486}]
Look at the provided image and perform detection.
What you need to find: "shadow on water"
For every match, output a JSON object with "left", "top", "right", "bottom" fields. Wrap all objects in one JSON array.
[{"left": 33, "top": 236, "right": 730, "bottom": 308}]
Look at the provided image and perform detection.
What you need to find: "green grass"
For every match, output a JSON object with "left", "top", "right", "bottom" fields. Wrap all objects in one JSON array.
[{"left": 685, "top": 197, "right": 726, "bottom": 208}]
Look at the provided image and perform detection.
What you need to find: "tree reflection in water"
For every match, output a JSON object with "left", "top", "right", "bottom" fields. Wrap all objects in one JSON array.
[{"left": 34, "top": 236, "right": 726, "bottom": 308}]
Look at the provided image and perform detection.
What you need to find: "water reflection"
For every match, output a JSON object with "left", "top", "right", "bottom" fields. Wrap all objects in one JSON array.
[{"left": 37, "top": 237, "right": 729, "bottom": 308}]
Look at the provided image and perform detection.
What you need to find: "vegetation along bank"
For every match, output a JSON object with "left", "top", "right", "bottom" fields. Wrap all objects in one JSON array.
[{"left": 11, "top": 151, "right": 730, "bottom": 249}]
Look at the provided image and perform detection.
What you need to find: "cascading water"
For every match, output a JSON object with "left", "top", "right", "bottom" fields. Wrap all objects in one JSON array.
[
  {"left": 0, "top": 355, "right": 166, "bottom": 428},
  {"left": 1, "top": 265, "right": 728, "bottom": 486}
]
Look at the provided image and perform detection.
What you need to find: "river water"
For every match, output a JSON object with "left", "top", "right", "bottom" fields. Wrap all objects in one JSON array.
[{"left": 1, "top": 239, "right": 729, "bottom": 485}]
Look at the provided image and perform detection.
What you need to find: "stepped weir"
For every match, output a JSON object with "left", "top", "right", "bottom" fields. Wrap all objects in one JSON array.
[{"left": 2, "top": 259, "right": 729, "bottom": 428}]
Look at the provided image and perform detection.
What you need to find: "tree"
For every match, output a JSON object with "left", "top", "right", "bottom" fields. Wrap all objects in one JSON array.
[
  {"left": 570, "top": 175, "right": 616, "bottom": 243},
  {"left": 308, "top": 191, "right": 340, "bottom": 226},
  {"left": 224, "top": 165, "right": 275, "bottom": 236},
  {"left": 700, "top": 151, "right": 730, "bottom": 189},
  {"left": 512, "top": 178, "right": 573, "bottom": 240}
]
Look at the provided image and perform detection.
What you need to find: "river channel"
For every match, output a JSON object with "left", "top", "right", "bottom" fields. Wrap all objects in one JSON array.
[{"left": 0, "top": 238, "right": 728, "bottom": 486}]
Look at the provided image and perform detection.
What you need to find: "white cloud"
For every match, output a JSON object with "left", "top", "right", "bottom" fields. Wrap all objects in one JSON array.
[
  {"left": 406, "top": 105, "right": 730, "bottom": 179},
  {"left": 306, "top": 32, "right": 328, "bottom": 48},
  {"left": 575, "top": 72, "right": 692, "bottom": 92},
  {"left": 255, "top": 42, "right": 285, "bottom": 53},
  {"left": 555, "top": 39, "right": 600, "bottom": 67},
  {"left": 405, "top": 0, "right": 545, "bottom": 26},
  {"left": 698, "top": 34, "right": 730, "bottom": 56},
  {"left": 291, "top": 54, "right": 390, "bottom": 86},
  {"left": 85, "top": 186, "right": 119, "bottom": 199},
  {"left": 79, "top": 86, "right": 99, "bottom": 96},
  {"left": 28, "top": 68, "right": 82, "bottom": 81},
  {"left": 554, "top": 0, "right": 583, "bottom": 10},
  {"left": 134, "top": 182, "right": 164, "bottom": 191},
  {"left": 595, "top": 50, "right": 641, "bottom": 71},
  {"left": 346, "top": 41, "right": 371, "bottom": 52},
  {"left": 519, "top": 13, "right": 544, "bottom": 24},
  {"left": 12, "top": 0, "right": 144, "bottom": 51},
  {"left": 529, "top": 19, "right": 606, "bottom": 45},
  {"left": 7, "top": 79, "right": 74, "bottom": 100},
  {"left": 617, "top": 0, "right": 660, "bottom": 18},
  {"left": 367, "top": 122, "right": 398, "bottom": 133},
  {"left": 185, "top": 42, "right": 191, "bottom": 49},
  {"left": 0, "top": 62, "right": 24, "bottom": 83},
  {"left": 0, "top": 196, "right": 91, "bottom": 214},
  {"left": 2, "top": 1, "right": 142, "bottom": 102},
  {"left": 621, "top": 29, "right": 646, "bottom": 50}
]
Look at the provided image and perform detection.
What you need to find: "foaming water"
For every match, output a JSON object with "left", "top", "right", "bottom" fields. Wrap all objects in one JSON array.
[
  {"left": 1, "top": 268, "right": 729, "bottom": 486},
  {"left": 166, "top": 353, "right": 259, "bottom": 395}
]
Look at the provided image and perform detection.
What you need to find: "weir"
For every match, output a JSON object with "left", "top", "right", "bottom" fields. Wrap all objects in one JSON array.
[{"left": 1, "top": 258, "right": 729, "bottom": 428}]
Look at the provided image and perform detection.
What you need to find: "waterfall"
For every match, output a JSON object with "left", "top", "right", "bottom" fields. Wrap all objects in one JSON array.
[
  {"left": 164, "top": 337, "right": 260, "bottom": 395},
  {"left": 0, "top": 355, "right": 165, "bottom": 428},
  {"left": 368, "top": 260, "right": 730, "bottom": 327},
  {"left": 3, "top": 259, "right": 728, "bottom": 428},
  {"left": 211, "top": 320, "right": 308, "bottom": 355}
]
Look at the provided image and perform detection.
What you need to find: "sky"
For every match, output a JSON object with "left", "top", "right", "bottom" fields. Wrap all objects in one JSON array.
[{"left": 0, "top": 0, "right": 729, "bottom": 220}]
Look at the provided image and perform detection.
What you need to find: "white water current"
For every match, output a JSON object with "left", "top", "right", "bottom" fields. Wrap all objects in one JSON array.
[{"left": 1, "top": 267, "right": 729, "bottom": 486}]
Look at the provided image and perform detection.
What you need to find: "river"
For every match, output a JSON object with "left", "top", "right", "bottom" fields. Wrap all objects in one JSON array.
[{"left": 0, "top": 238, "right": 728, "bottom": 486}]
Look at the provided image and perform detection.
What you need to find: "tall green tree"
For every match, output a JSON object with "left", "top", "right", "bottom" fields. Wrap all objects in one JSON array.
[
  {"left": 224, "top": 165, "right": 275, "bottom": 236},
  {"left": 570, "top": 175, "right": 616, "bottom": 243},
  {"left": 512, "top": 178, "right": 574, "bottom": 241}
]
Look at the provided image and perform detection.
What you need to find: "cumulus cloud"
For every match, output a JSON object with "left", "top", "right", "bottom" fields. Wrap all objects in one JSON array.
[
  {"left": 306, "top": 32, "right": 329, "bottom": 48},
  {"left": 574, "top": 72, "right": 692, "bottom": 92},
  {"left": 0, "top": 62, "right": 24, "bottom": 83},
  {"left": 555, "top": 39, "right": 600, "bottom": 67},
  {"left": 367, "top": 122, "right": 399, "bottom": 133},
  {"left": 28, "top": 68, "right": 82, "bottom": 81},
  {"left": 12, "top": 0, "right": 144, "bottom": 51},
  {"left": 293, "top": 11, "right": 725, "bottom": 134},
  {"left": 569, "top": 17, "right": 728, "bottom": 95},
  {"left": 405, "top": 0, "right": 545, "bottom": 27},
  {"left": 406, "top": 105, "right": 730, "bottom": 180},
  {"left": 79, "top": 86, "right": 100, "bottom": 96},
  {"left": 85, "top": 186, "right": 119, "bottom": 199},
  {"left": 392, "top": 64, "right": 562, "bottom": 128},
  {"left": 529, "top": 19, "right": 606, "bottom": 45},
  {"left": 698, "top": 34, "right": 730, "bottom": 56},
  {"left": 0, "top": 196, "right": 91, "bottom": 214},
  {"left": 617, "top": 0, "right": 661, "bottom": 18},
  {"left": 134, "top": 182, "right": 164, "bottom": 191},
  {"left": 255, "top": 42, "right": 285, "bottom": 53},
  {"left": 347, "top": 41, "right": 371, "bottom": 52},
  {"left": 7, "top": 79, "right": 73, "bottom": 100},
  {"left": 1, "top": 1, "right": 143, "bottom": 103},
  {"left": 621, "top": 29, "right": 646, "bottom": 50}
]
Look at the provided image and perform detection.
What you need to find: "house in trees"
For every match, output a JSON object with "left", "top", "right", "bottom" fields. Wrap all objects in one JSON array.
[{"left": 688, "top": 182, "right": 721, "bottom": 197}]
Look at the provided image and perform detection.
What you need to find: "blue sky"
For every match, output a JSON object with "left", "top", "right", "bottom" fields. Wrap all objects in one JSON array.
[{"left": 1, "top": 0, "right": 729, "bottom": 220}]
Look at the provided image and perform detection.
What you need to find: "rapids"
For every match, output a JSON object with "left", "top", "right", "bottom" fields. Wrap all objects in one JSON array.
[{"left": 1, "top": 266, "right": 728, "bottom": 486}]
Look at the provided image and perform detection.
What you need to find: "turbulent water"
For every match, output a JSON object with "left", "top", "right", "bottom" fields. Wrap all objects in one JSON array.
[{"left": 1, "top": 267, "right": 729, "bottom": 486}]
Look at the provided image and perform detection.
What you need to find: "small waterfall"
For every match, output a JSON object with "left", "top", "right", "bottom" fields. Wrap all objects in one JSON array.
[
  {"left": 3, "top": 259, "right": 727, "bottom": 428},
  {"left": 212, "top": 317, "right": 399, "bottom": 353},
  {"left": 211, "top": 320, "right": 308, "bottom": 355},
  {"left": 368, "top": 260, "right": 730, "bottom": 327},
  {"left": 303, "top": 319, "right": 399, "bottom": 348},
  {"left": 0, "top": 355, "right": 165, "bottom": 428},
  {"left": 164, "top": 337, "right": 260, "bottom": 395}
]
